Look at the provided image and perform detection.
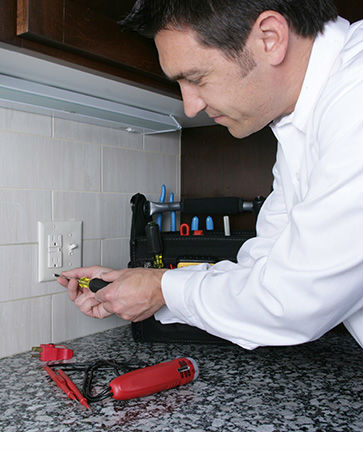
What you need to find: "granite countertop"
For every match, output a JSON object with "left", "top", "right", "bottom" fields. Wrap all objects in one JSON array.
[{"left": 0, "top": 325, "right": 362, "bottom": 432}]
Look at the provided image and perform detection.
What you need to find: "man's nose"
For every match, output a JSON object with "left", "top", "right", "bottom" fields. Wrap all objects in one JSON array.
[{"left": 179, "top": 84, "right": 207, "bottom": 118}]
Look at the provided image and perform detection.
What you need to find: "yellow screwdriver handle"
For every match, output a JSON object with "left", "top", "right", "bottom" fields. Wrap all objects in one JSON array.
[{"left": 78, "top": 277, "right": 91, "bottom": 288}]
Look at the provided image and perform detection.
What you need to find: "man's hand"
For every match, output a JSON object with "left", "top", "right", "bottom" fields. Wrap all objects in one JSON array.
[
  {"left": 56, "top": 265, "right": 115, "bottom": 319},
  {"left": 56, "top": 266, "right": 167, "bottom": 321}
]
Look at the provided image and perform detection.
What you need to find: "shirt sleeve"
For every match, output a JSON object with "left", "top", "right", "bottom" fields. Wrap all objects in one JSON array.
[{"left": 157, "top": 66, "right": 363, "bottom": 350}]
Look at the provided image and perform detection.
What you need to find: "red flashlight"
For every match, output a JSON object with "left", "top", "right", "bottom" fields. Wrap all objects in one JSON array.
[{"left": 109, "top": 357, "right": 198, "bottom": 400}]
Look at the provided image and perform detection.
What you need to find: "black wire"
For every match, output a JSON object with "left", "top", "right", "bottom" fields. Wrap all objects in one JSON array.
[
  {"left": 82, "top": 359, "right": 121, "bottom": 402},
  {"left": 47, "top": 362, "right": 92, "bottom": 372},
  {"left": 48, "top": 359, "right": 149, "bottom": 404}
]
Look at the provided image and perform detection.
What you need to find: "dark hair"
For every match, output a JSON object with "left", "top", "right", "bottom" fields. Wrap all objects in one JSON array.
[{"left": 119, "top": 0, "right": 337, "bottom": 58}]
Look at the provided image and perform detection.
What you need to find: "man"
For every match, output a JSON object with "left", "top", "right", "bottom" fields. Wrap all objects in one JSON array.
[{"left": 57, "top": 0, "right": 362, "bottom": 349}]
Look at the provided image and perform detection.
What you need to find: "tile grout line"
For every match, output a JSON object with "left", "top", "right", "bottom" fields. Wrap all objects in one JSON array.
[
  {"left": 100, "top": 144, "right": 103, "bottom": 267},
  {"left": 50, "top": 293, "right": 54, "bottom": 342},
  {"left": 100, "top": 144, "right": 104, "bottom": 193},
  {"left": 51, "top": 190, "right": 54, "bottom": 222}
]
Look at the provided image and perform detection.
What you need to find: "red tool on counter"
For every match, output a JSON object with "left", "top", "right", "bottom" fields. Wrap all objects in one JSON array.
[
  {"left": 47, "top": 357, "right": 199, "bottom": 406},
  {"left": 44, "top": 366, "right": 77, "bottom": 402},
  {"left": 32, "top": 343, "right": 73, "bottom": 361},
  {"left": 109, "top": 357, "right": 198, "bottom": 401},
  {"left": 58, "top": 369, "right": 91, "bottom": 409},
  {"left": 44, "top": 366, "right": 91, "bottom": 409}
]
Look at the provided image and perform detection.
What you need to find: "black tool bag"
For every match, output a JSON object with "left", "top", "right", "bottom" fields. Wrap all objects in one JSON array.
[{"left": 128, "top": 192, "right": 262, "bottom": 344}]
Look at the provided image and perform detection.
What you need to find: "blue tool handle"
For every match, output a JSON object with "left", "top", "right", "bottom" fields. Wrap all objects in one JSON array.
[
  {"left": 169, "top": 192, "right": 176, "bottom": 231},
  {"left": 206, "top": 216, "right": 214, "bottom": 231},
  {"left": 191, "top": 216, "right": 199, "bottom": 231},
  {"left": 156, "top": 184, "right": 166, "bottom": 230}
]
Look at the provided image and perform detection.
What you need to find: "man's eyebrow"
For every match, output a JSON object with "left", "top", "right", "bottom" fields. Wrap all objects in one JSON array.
[{"left": 167, "top": 69, "right": 207, "bottom": 82}]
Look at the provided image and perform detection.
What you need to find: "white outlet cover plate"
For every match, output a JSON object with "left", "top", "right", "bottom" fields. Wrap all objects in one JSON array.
[{"left": 38, "top": 220, "right": 82, "bottom": 282}]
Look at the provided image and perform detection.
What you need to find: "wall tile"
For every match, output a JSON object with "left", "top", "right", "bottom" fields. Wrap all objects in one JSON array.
[
  {"left": 143, "top": 131, "right": 180, "bottom": 155},
  {"left": 0, "top": 189, "right": 51, "bottom": 244},
  {"left": 102, "top": 238, "right": 130, "bottom": 269},
  {"left": 0, "top": 107, "right": 180, "bottom": 357},
  {"left": 53, "top": 191, "right": 132, "bottom": 239},
  {"left": 83, "top": 240, "right": 101, "bottom": 267},
  {"left": 0, "top": 131, "right": 101, "bottom": 191},
  {"left": 103, "top": 147, "right": 178, "bottom": 194},
  {"left": 0, "top": 106, "right": 52, "bottom": 136},
  {"left": 52, "top": 292, "right": 126, "bottom": 343},
  {"left": 54, "top": 118, "right": 143, "bottom": 149},
  {"left": 0, "top": 297, "right": 51, "bottom": 358},
  {"left": 0, "top": 244, "right": 60, "bottom": 302}
]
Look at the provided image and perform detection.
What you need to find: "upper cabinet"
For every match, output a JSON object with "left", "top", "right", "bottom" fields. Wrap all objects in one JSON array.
[
  {"left": 334, "top": 0, "right": 363, "bottom": 23},
  {"left": 1, "top": 0, "right": 360, "bottom": 101},
  {"left": 0, "top": 0, "right": 180, "bottom": 98}
]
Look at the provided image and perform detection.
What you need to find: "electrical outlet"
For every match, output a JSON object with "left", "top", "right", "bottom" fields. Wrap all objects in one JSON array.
[{"left": 38, "top": 221, "right": 82, "bottom": 282}]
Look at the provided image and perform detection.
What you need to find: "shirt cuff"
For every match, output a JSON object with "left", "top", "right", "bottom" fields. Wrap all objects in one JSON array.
[
  {"left": 154, "top": 305, "right": 187, "bottom": 324},
  {"left": 160, "top": 265, "right": 209, "bottom": 325}
]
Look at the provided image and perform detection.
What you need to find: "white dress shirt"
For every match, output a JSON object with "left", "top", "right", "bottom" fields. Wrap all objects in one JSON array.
[{"left": 156, "top": 17, "right": 363, "bottom": 349}]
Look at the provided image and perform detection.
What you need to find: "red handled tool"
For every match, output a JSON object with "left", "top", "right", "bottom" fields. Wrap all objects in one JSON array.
[
  {"left": 44, "top": 366, "right": 91, "bottom": 409},
  {"left": 44, "top": 366, "right": 77, "bottom": 402},
  {"left": 46, "top": 357, "right": 199, "bottom": 406},
  {"left": 109, "top": 357, "right": 198, "bottom": 400},
  {"left": 58, "top": 369, "right": 91, "bottom": 409}
]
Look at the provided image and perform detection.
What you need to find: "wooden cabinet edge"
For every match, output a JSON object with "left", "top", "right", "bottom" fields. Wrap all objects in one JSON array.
[{"left": 13, "top": 0, "right": 180, "bottom": 97}]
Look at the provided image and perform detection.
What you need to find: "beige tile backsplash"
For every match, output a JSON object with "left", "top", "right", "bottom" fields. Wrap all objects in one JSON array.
[{"left": 0, "top": 107, "right": 180, "bottom": 358}]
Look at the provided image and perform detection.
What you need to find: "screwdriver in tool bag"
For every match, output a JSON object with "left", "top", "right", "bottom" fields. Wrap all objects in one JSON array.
[
  {"left": 109, "top": 357, "right": 199, "bottom": 401},
  {"left": 145, "top": 221, "right": 164, "bottom": 268},
  {"left": 54, "top": 274, "right": 110, "bottom": 292}
]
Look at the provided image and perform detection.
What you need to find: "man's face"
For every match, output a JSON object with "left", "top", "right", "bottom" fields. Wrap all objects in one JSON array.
[{"left": 155, "top": 27, "right": 277, "bottom": 138}]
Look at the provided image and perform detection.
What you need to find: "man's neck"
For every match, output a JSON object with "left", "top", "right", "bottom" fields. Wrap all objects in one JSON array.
[{"left": 280, "top": 33, "right": 315, "bottom": 117}]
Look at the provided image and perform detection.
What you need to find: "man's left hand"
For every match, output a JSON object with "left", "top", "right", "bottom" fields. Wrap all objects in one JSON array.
[{"left": 93, "top": 267, "right": 168, "bottom": 322}]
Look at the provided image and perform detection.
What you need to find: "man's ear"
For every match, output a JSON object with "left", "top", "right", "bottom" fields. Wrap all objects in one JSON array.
[{"left": 252, "top": 11, "right": 289, "bottom": 66}]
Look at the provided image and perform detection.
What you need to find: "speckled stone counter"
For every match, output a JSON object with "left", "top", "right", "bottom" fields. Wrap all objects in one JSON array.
[{"left": 0, "top": 325, "right": 362, "bottom": 432}]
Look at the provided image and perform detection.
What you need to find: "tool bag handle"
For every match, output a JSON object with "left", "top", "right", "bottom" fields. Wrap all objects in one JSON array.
[
  {"left": 145, "top": 196, "right": 265, "bottom": 217},
  {"left": 182, "top": 197, "right": 252, "bottom": 215}
]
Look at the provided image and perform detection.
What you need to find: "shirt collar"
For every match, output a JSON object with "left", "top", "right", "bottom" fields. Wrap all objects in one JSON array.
[{"left": 271, "top": 17, "right": 350, "bottom": 132}]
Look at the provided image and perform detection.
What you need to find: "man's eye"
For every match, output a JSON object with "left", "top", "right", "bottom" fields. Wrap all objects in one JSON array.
[{"left": 188, "top": 78, "right": 203, "bottom": 86}]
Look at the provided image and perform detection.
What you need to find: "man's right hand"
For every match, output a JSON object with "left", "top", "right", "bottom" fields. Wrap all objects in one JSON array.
[{"left": 56, "top": 265, "right": 115, "bottom": 319}]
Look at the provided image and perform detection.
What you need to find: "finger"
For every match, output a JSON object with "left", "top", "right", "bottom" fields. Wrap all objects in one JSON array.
[
  {"left": 68, "top": 277, "right": 83, "bottom": 301},
  {"left": 75, "top": 292, "right": 113, "bottom": 319},
  {"left": 56, "top": 276, "right": 69, "bottom": 288},
  {"left": 89, "top": 304, "right": 113, "bottom": 319},
  {"left": 90, "top": 300, "right": 114, "bottom": 318}
]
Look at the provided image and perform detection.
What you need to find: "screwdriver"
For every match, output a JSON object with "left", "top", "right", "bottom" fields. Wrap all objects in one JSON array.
[
  {"left": 145, "top": 221, "right": 164, "bottom": 268},
  {"left": 54, "top": 274, "right": 110, "bottom": 292}
]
